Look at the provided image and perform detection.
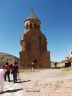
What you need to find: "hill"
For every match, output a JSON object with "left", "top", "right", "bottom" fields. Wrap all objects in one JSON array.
[
  {"left": 0, "top": 52, "right": 57, "bottom": 67},
  {"left": 0, "top": 52, "right": 19, "bottom": 65}
]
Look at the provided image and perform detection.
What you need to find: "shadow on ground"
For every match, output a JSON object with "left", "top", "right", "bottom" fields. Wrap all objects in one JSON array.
[
  {"left": 16, "top": 80, "right": 31, "bottom": 83},
  {"left": 51, "top": 67, "right": 63, "bottom": 69},
  {"left": 0, "top": 88, "right": 23, "bottom": 94}
]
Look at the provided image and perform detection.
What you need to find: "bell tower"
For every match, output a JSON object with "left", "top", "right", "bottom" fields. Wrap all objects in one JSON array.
[{"left": 20, "top": 10, "right": 51, "bottom": 68}]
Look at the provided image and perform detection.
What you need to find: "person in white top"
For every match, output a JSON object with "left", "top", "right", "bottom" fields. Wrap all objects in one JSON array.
[
  {"left": 0, "top": 68, "right": 5, "bottom": 93},
  {"left": 31, "top": 62, "right": 35, "bottom": 72}
]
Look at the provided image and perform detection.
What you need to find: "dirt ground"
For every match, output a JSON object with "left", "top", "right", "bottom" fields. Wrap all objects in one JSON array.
[{"left": 0, "top": 68, "right": 72, "bottom": 96}]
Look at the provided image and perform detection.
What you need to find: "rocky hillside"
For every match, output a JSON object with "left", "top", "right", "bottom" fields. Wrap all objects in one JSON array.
[{"left": 0, "top": 52, "right": 19, "bottom": 65}]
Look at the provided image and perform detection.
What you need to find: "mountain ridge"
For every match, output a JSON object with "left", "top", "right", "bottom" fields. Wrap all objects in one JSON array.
[{"left": 0, "top": 52, "right": 19, "bottom": 65}]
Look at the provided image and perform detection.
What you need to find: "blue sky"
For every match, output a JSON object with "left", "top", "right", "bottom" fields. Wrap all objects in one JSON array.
[{"left": 0, "top": 0, "right": 72, "bottom": 62}]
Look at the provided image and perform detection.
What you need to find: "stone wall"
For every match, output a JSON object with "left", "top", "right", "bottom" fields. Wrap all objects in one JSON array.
[{"left": 19, "top": 14, "right": 51, "bottom": 68}]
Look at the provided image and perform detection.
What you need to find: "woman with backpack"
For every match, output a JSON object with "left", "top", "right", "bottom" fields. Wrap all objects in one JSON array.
[{"left": 4, "top": 62, "right": 10, "bottom": 82}]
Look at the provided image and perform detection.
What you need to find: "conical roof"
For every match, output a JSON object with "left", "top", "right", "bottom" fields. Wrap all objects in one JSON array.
[
  {"left": 27, "top": 9, "right": 40, "bottom": 20},
  {"left": 24, "top": 9, "right": 41, "bottom": 23}
]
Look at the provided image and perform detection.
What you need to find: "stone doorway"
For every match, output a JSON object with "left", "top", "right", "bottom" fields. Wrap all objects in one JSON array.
[{"left": 33, "top": 59, "right": 38, "bottom": 68}]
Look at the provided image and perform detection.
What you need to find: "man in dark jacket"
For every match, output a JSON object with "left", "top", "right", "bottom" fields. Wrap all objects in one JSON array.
[{"left": 11, "top": 62, "right": 19, "bottom": 83}]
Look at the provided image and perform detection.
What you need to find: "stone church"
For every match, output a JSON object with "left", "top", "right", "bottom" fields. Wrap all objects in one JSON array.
[{"left": 19, "top": 10, "right": 51, "bottom": 68}]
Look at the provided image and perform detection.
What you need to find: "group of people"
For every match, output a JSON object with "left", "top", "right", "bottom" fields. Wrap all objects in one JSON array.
[{"left": 0, "top": 62, "right": 19, "bottom": 93}]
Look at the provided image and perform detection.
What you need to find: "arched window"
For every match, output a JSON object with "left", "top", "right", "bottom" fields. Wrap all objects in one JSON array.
[
  {"left": 30, "top": 23, "right": 33, "bottom": 29},
  {"left": 34, "top": 24, "right": 37, "bottom": 28},
  {"left": 26, "top": 24, "right": 28, "bottom": 29},
  {"left": 38, "top": 25, "right": 40, "bottom": 28}
]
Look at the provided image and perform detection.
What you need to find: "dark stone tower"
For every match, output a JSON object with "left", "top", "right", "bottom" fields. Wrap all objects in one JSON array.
[{"left": 19, "top": 10, "right": 51, "bottom": 68}]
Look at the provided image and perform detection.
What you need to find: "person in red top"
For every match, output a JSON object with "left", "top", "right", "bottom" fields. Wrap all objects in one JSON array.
[
  {"left": 4, "top": 62, "right": 10, "bottom": 82},
  {"left": 11, "top": 62, "right": 19, "bottom": 83}
]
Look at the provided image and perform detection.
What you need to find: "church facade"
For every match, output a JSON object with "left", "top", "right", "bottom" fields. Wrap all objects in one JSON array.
[{"left": 19, "top": 10, "right": 51, "bottom": 68}]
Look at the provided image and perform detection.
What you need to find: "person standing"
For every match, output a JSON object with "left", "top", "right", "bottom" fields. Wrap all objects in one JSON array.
[
  {"left": 4, "top": 62, "right": 10, "bottom": 82},
  {"left": 31, "top": 62, "right": 35, "bottom": 72},
  {"left": 0, "top": 67, "right": 5, "bottom": 93},
  {"left": 11, "top": 62, "right": 19, "bottom": 83},
  {"left": 54, "top": 62, "right": 57, "bottom": 68}
]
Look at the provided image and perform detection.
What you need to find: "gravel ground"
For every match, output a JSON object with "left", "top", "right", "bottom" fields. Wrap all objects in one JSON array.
[{"left": 0, "top": 68, "right": 72, "bottom": 96}]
